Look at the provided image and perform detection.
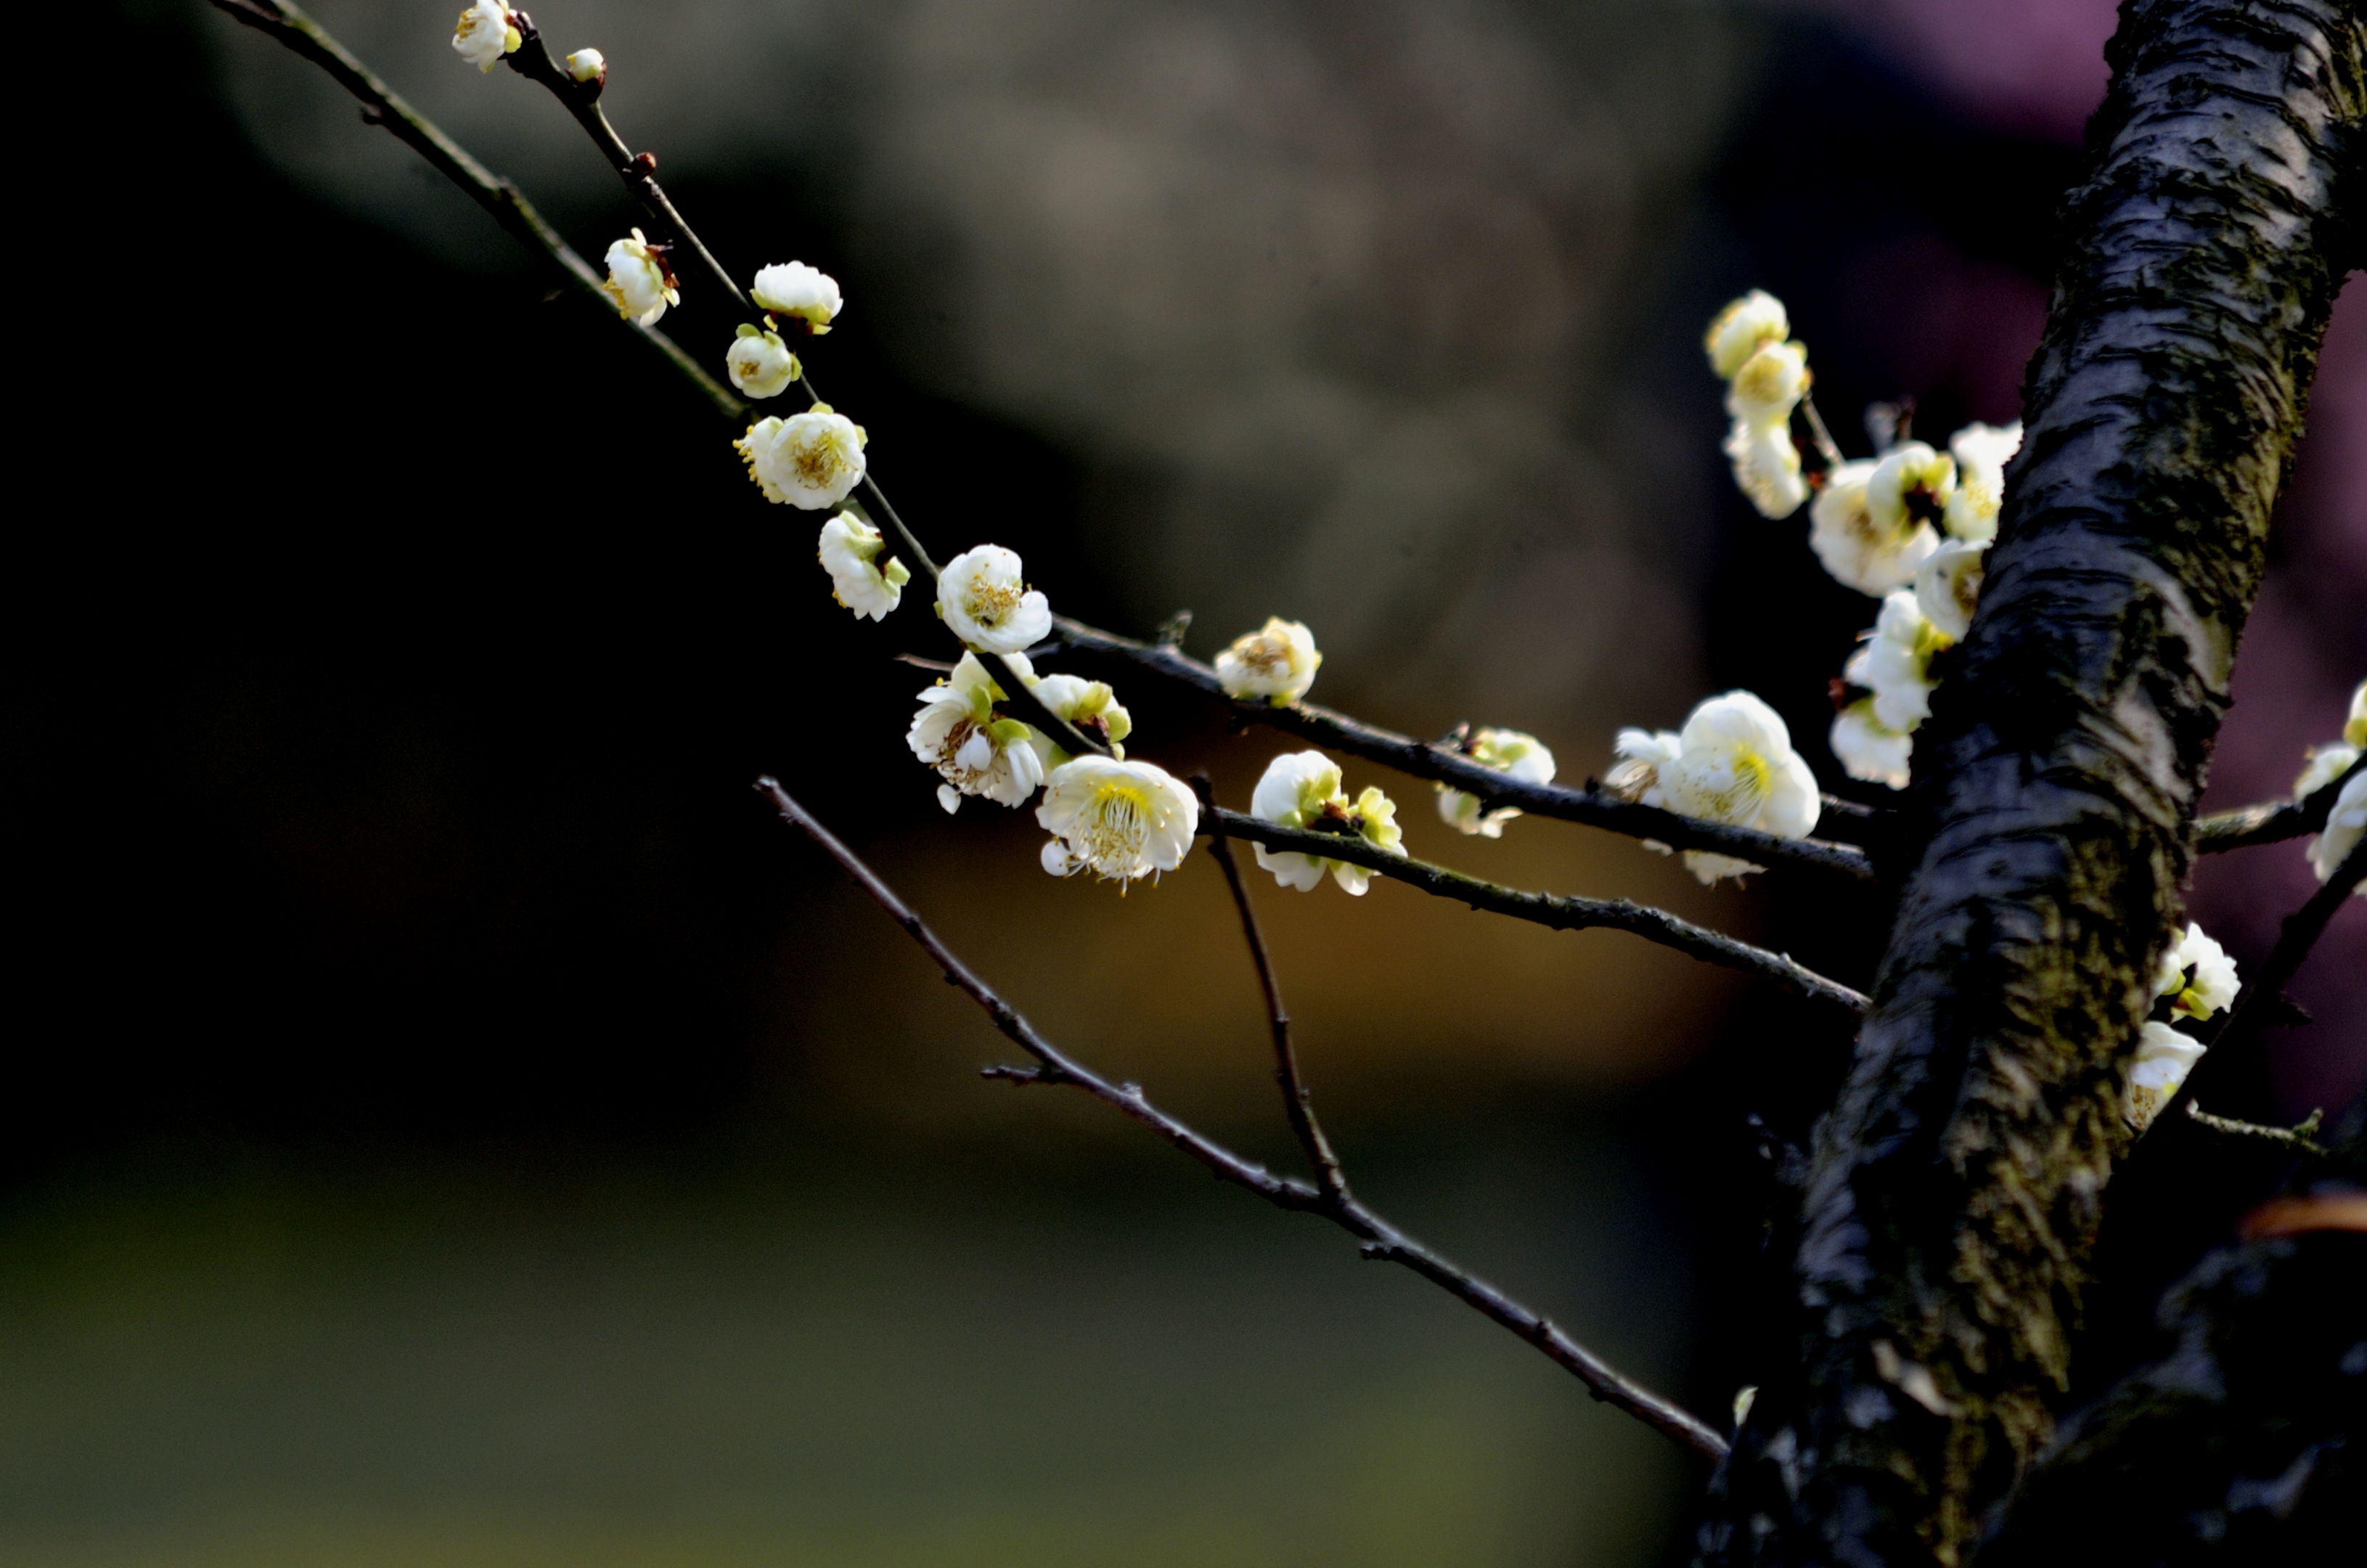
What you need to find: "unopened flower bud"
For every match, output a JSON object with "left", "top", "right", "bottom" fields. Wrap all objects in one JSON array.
[
  {"left": 750, "top": 261, "right": 843, "bottom": 334},
  {"left": 566, "top": 49, "right": 606, "bottom": 83},
  {"left": 1705, "top": 290, "right": 1790, "bottom": 380}
]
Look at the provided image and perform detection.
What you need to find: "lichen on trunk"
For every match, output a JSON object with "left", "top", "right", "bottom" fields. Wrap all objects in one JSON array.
[{"left": 1699, "top": 3, "right": 2366, "bottom": 1563}]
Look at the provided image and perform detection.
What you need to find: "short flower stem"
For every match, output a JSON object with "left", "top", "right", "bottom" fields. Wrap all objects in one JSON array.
[
  {"left": 755, "top": 777, "right": 1730, "bottom": 1461},
  {"left": 1208, "top": 809, "right": 1871, "bottom": 1015}
]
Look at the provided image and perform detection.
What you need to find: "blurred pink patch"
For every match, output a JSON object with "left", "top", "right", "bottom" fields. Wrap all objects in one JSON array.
[{"left": 1799, "top": 0, "right": 2121, "bottom": 142}]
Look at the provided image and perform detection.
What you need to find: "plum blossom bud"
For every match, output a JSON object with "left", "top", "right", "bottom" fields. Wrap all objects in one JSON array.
[
  {"left": 936, "top": 545, "right": 1052, "bottom": 654},
  {"left": 1025, "top": 671, "right": 1132, "bottom": 760},
  {"left": 2306, "top": 769, "right": 2366, "bottom": 894},
  {"left": 2349, "top": 679, "right": 2367, "bottom": 748},
  {"left": 750, "top": 261, "right": 843, "bottom": 334},
  {"left": 1251, "top": 751, "right": 1405, "bottom": 895},
  {"left": 1913, "top": 538, "right": 1987, "bottom": 642},
  {"left": 1037, "top": 757, "right": 1198, "bottom": 883},
  {"left": 1215, "top": 618, "right": 1322, "bottom": 705},
  {"left": 601, "top": 229, "right": 678, "bottom": 325},
  {"left": 1726, "top": 341, "right": 1809, "bottom": 425},
  {"left": 907, "top": 653, "right": 1047, "bottom": 812},
  {"left": 1810, "top": 459, "right": 1939, "bottom": 595},
  {"left": 1608, "top": 692, "right": 1820, "bottom": 883},
  {"left": 735, "top": 404, "right": 867, "bottom": 509},
  {"left": 1705, "top": 290, "right": 1790, "bottom": 380},
  {"left": 452, "top": 1, "right": 520, "bottom": 73},
  {"left": 1723, "top": 418, "right": 1807, "bottom": 520},
  {"left": 725, "top": 324, "right": 800, "bottom": 399},
  {"left": 565, "top": 49, "right": 606, "bottom": 83},
  {"left": 1845, "top": 592, "right": 1949, "bottom": 734},
  {"left": 1942, "top": 422, "right": 2020, "bottom": 542},
  {"left": 817, "top": 513, "right": 909, "bottom": 621},
  {"left": 2153, "top": 921, "right": 2239, "bottom": 1024},
  {"left": 2125, "top": 1021, "right": 2206, "bottom": 1132},
  {"left": 1436, "top": 728, "right": 1555, "bottom": 838},
  {"left": 2293, "top": 682, "right": 2366, "bottom": 803},
  {"left": 1830, "top": 698, "right": 1911, "bottom": 791}
]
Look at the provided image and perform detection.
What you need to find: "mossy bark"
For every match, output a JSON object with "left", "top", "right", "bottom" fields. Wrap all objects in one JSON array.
[{"left": 1699, "top": 4, "right": 2365, "bottom": 1563}]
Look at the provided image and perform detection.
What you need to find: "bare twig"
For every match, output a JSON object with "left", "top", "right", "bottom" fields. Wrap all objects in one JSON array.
[
  {"left": 2183, "top": 1101, "right": 2329, "bottom": 1156},
  {"left": 1193, "top": 780, "right": 1349, "bottom": 1202},
  {"left": 207, "top": 0, "right": 743, "bottom": 419},
  {"left": 1052, "top": 622, "right": 1879, "bottom": 882},
  {"left": 755, "top": 777, "right": 1730, "bottom": 1459},
  {"left": 2205, "top": 832, "right": 2365, "bottom": 1066},
  {"left": 1208, "top": 809, "right": 1871, "bottom": 1015},
  {"left": 2193, "top": 753, "right": 2364, "bottom": 852}
]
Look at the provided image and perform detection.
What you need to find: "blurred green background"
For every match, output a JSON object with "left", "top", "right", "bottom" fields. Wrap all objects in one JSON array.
[{"left": 15, "top": 2, "right": 2360, "bottom": 1564}]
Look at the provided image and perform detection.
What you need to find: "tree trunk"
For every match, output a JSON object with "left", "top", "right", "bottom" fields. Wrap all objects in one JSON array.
[{"left": 1701, "top": 3, "right": 2366, "bottom": 1562}]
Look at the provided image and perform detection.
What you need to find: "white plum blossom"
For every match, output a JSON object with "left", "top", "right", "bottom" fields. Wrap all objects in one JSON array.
[
  {"left": 750, "top": 262, "right": 843, "bottom": 334},
  {"left": 1914, "top": 538, "right": 1988, "bottom": 642},
  {"left": 1810, "top": 460, "right": 1938, "bottom": 595},
  {"left": 1608, "top": 691, "right": 1820, "bottom": 884},
  {"left": 1037, "top": 757, "right": 1198, "bottom": 883},
  {"left": 1847, "top": 591, "right": 1950, "bottom": 734},
  {"left": 1705, "top": 290, "right": 1790, "bottom": 380},
  {"left": 1865, "top": 440, "right": 1955, "bottom": 539},
  {"left": 1725, "top": 417, "right": 1808, "bottom": 519},
  {"left": 1436, "top": 728, "right": 1555, "bottom": 838},
  {"left": 1726, "top": 341, "right": 1809, "bottom": 426},
  {"left": 1831, "top": 698, "right": 1913, "bottom": 791},
  {"left": 601, "top": 229, "right": 678, "bottom": 325},
  {"left": 1942, "top": 422, "right": 2021, "bottom": 543},
  {"left": 725, "top": 324, "right": 799, "bottom": 399},
  {"left": 735, "top": 405, "right": 867, "bottom": 509},
  {"left": 1025, "top": 671, "right": 1132, "bottom": 760},
  {"left": 452, "top": 1, "right": 520, "bottom": 73},
  {"left": 2296, "top": 740, "right": 2361, "bottom": 801},
  {"left": 1214, "top": 618, "right": 1322, "bottom": 705},
  {"left": 1251, "top": 751, "right": 1405, "bottom": 895},
  {"left": 2125, "top": 1021, "right": 2207, "bottom": 1132},
  {"left": 2307, "top": 769, "right": 2366, "bottom": 894},
  {"left": 936, "top": 545, "right": 1052, "bottom": 654},
  {"left": 907, "top": 653, "right": 1046, "bottom": 813},
  {"left": 565, "top": 48, "right": 605, "bottom": 83},
  {"left": 817, "top": 513, "right": 909, "bottom": 621},
  {"left": 2153, "top": 921, "right": 2239, "bottom": 1024}
]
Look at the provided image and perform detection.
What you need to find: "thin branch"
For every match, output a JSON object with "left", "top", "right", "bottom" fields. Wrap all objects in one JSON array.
[
  {"left": 1194, "top": 780, "right": 1349, "bottom": 1203},
  {"left": 205, "top": 1, "right": 743, "bottom": 420},
  {"left": 2200, "top": 831, "right": 2366, "bottom": 1069},
  {"left": 1050, "top": 622, "right": 1878, "bottom": 881},
  {"left": 755, "top": 777, "right": 1730, "bottom": 1460},
  {"left": 2183, "top": 1101, "right": 2329, "bottom": 1156},
  {"left": 2193, "top": 753, "right": 2364, "bottom": 851},
  {"left": 1207, "top": 809, "right": 1871, "bottom": 1015}
]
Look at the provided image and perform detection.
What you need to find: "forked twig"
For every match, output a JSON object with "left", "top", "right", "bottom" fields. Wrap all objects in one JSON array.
[
  {"left": 2192, "top": 754, "right": 2364, "bottom": 852},
  {"left": 756, "top": 777, "right": 1730, "bottom": 1460},
  {"left": 1210, "top": 810, "right": 1871, "bottom": 1014},
  {"left": 2183, "top": 1102, "right": 2329, "bottom": 1156},
  {"left": 1194, "top": 780, "right": 1349, "bottom": 1202}
]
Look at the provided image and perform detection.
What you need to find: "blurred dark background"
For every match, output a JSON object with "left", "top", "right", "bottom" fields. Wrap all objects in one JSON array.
[{"left": 12, "top": 1, "right": 2361, "bottom": 1563}]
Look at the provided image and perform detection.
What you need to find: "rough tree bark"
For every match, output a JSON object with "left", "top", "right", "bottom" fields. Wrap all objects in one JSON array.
[{"left": 1701, "top": 4, "right": 2365, "bottom": 1564}]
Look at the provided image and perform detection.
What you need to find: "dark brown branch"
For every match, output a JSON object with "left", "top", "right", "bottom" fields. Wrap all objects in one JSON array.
[
  {"left": 1209, "top": 808, "right": 1871, "bottom": 1016},
  {"left": 1053, "top": 621, "right": 1879, "bottom": 882},
  {"left": 754, "top": 777, "right": 1730, "bottom": 1459},
  {"left": 2198, "top": 831, "right": 2366, "bottom": 1069},
  {"left": 1708, "top": 6, "right": 2367, "bottom": 1562},
  {"left": 1194, "top": 783, "right": 1349, "bottom": 1202},
  {"left": 206, "top": 0, "right": 743, "bottom": 420},
  {"left": 2194, "top": 752, "right": 2365, "bottom": 851}
]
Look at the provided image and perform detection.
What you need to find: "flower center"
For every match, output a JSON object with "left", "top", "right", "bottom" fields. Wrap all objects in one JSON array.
[
  {"left": 793, "top": 430, "right": 851, "bottom": 486},
  {"left": 965, "top": 579, "right": 1023, "bottom": 628},
  {"left": 1084, "top": 785, "right": 1151, "bottom": 865}
]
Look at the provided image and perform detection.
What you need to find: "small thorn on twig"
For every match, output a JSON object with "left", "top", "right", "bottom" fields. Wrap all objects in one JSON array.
[
  {"left": 359, "top": 105, "right": 385, "bottom": 126},
  {"left": 981, "top": 1063, "right": 1050, "bottom": 1086},
  {"left": 1155, "top": 609, "right": 1193, "bottom": 648},
  {"left": 895, "top": 653, "right": 957, "bottom": 673}
]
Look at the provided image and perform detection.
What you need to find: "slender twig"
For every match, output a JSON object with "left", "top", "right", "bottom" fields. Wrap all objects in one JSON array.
[
  {"left": 1797, "top": 391, "right": 1848, "bottom": 472},
  {"left": 1209, "top": 809, "right": 1870, "bottom": 1014},
  {"left": 207, "top": 0, "right": 743, "bottom": 420},
  {"left": 1050, "top": 622, "right": 1878, "bottom": 881},
  {"left": 1193, "top": 781, "right": 1349, "bottom": 1202},
  {"left": 2206, "top": 832, "right": 2365, "bottom": 1066},
  {"left": 2183, "top": 1102, "right": 2329, "bottom": 1156},
  {"left": 755, "top": 777, "right": 1730, "bottom": 1460},
  {"left": 2193, "top": 754, "right": 2364, "bottom": 852}
]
